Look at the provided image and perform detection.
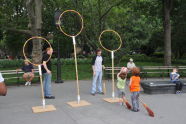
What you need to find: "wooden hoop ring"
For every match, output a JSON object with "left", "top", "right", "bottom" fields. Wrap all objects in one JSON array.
[
  {"left": 22, "top": 36, "right": 52, "bottom": 66},
  {"left": 99, "top": 30, "right": 122, "bottom": 52},
  {"left": 58, "top": 10, "right": 83, "bottom": 37}
]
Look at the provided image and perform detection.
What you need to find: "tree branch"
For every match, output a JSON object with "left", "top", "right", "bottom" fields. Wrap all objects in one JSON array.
[
  {"left": 6, "top": 28, "right": 32, "bottom": 35},
  {"left": 99, "top": 1, "right": 123, "bottom": 21}
]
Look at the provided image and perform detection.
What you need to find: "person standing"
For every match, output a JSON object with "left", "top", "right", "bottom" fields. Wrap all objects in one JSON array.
[
  {"left": 91, "top": 49, "right": 105, "bottom": 96},
  {"left": 129, "top": 67, "right": 141, "bottom": 112},
  {"left": 42, "top": 48, "right": 55, "bottom": 99},
  {"left": 116, "top": 71, "right": 127, "bottom": 105}
]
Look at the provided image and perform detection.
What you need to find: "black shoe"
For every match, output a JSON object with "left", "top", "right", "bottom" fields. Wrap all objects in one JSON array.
[
  {"left": 91, "top": 93, "right": 95, "bottom": 96},
  {"left": 45, "top": 96, "right": 55, "bottom": 99},
  {"left": 132, "top": 109, "right": 139, "bottom": 112},
  {"left": 98, "top": 92, "right": 104, "bottom": 95}
]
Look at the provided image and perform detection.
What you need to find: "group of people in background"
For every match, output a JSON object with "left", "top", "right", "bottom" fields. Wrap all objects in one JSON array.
[
  {"left": 90, "top": 49, "right": 183, "bottom": 112},
  {"left": 0, "top": 48, "right": 184, "bottom": 110},
  {"left": 90, "top": 49, "right": 140, "bottom": 112},
  {"left": 16, "top": 48, "right": 55, "bottom": 99}
]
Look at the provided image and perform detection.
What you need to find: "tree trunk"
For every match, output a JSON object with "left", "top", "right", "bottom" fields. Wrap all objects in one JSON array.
[
  {"left": 98, "top": 0, "right": 102, "bottom": 33},
  {"left": 26, "top": 0, "right": 43, "bottom": 64},
  {"left": 163, "top": 0, "right": 172, "bottom": 66}
]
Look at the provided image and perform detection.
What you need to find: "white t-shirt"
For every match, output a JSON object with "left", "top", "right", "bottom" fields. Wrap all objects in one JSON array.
[
  {"left": 94, "top": 56, "right": 103, "bottom": 72},
  {"left": 127, "top": 62, "right": 136, "bottom": 69},
  {"left": 0, "top": 73, "right": 4, "bottom": 83}
]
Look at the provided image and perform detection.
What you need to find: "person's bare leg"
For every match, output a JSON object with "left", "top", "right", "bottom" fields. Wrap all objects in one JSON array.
[
  {"left": 23, "top": 74, "right": 28, "bottom": 81},
  {"left": 28, "top": 74, "right": 34, "bottom": 85},
  {"left": 23, "top": 74, "right": 29, "bottom": 85}
]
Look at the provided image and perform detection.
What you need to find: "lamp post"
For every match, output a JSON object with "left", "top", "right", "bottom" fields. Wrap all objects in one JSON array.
[{"left": 54, "top": 9, "right": 63, "bottom": 83}]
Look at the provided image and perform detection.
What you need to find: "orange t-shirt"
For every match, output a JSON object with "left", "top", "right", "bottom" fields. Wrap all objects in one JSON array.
[{"left": 130, "top": 76, "right": 140, "bottom": 92}]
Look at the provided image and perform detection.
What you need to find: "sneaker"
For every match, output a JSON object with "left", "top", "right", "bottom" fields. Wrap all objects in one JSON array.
[
  {"left": 25, "top": 82, "right": 29, "bottom": 86},
  {"left": 98, "top": 92, "right": 104, "bottom": 95},
  {"left": 132, "top": 109, "right": 139, "bottom": 112},
  {"left": 45, "top": 96, "right": 55, "bottom": 99},
  {"left": 28, "top": 82, "right": 31, "bottom": 86},
  {"left": 119, "top": 102, "right": 123, "bottom": 106},
  {"left": 91, "top": 93, "right": 95, "bottom": 96},
  {"left": 176, "top": 91, "right": 180, "bottom": 94}
]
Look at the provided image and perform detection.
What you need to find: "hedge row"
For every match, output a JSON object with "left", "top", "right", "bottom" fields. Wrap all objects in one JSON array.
[{"left": 0, "top": 54, "right": 185, "bottom": 68}]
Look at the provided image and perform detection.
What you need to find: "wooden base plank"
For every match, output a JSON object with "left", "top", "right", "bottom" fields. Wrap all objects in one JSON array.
[
  {"left": 32, "top": 105, "right": 56, "bottom": 113},
  {"left": 103, "top": 98, "right": 121, "bottom": 103},
  {"left": 67, "top": 100, "right": 91, "bottom": 107}
]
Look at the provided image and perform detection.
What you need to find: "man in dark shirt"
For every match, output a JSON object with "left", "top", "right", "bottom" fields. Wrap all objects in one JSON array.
[
  {"left": 17, "top": 60, "right": 34, "bottom": 86},
  {"left": 42, "top": 48, "right": 55, "bottom": 99}
]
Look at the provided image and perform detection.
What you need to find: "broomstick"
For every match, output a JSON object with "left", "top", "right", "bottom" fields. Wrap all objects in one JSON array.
[
  {"left": 121, "top": 92, "right": 132, "bottom": 109},
  {"left": 139, "top": 98, "right": 154, "bottom": 117},
  {"left": 103, "top": 69, "right": 106, "bottom": 94}
]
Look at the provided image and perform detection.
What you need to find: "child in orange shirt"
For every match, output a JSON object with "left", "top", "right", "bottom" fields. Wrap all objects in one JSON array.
[{"left": 129, "top": 67, "right": 141, "bottom": 112}]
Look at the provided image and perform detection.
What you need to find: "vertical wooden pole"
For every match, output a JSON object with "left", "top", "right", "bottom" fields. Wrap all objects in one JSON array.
[
  {"left": 72, "top": 36, "right": 80, "bottom": 104},
  {"left": 38, "top": 65, "right": 45, "bottom": 108},
  {"left": 111, "top": 51, "right": 115, "bottom": 98}
]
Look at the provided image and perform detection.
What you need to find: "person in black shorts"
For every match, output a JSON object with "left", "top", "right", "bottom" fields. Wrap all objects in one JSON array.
[
  {"left": 17, "top": 60, "right": 34, "bottom": 86},
  {"left": 42, "top": 48, "right": 55, "bottom": 99}
]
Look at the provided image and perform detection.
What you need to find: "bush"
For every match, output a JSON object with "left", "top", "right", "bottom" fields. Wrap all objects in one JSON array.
[
  {"left": 0, "top": 58, "right": 92, "bottom": 69},
  {"left": 0, "top": 59, "right": 24, "bottom": 68},
  {"left": 120, "top": 54, "right": 163, "bottom": 63},
  {"left": 53, "top": 58, "right": 92, "bottom": 65},
  {"left": 151, "top": 52, "right": 164, "bottom": 58}
]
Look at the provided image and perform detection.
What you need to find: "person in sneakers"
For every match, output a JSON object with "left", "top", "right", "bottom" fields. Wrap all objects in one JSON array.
[
  {"left": 42, "top": 48, "right": 55, "bottom": 99},
  {"left": 17, "top": 60, "right": 34, "bottom": 86},
  {"left": 170, "top": 68, "right": 183, "bottom": 94},
  {"left": 129, "top": 67, "right": 141, "bottom": 112},
  {"left": 116, "top": 71, "right": 127, "bottom": 105},
  {"left": 91, "top": 49, "right": 105, "bottom": 96}
]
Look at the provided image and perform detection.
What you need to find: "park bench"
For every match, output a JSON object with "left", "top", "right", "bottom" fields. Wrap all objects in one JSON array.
[
  {"left": 104, "top": 66, "right": 186, "bottom": 79},
  {"left": 141, "top": 66, "right": 186, "bottom": 79},
  {"left": 103, "top": 67, "right": 146, "bottom": 79},
  {"left": 0, "top": 69, "right": 40, "bottom": 85}
]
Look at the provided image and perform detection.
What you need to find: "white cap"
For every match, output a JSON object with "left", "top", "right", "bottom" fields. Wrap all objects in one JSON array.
[{"left": 129, "top": 58, "right": 133, "bottom": 62}]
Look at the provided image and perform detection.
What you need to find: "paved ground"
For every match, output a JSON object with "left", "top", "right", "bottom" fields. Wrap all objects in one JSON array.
[{"left": 0, "top": 79, "right": 186, "bottom": 124}]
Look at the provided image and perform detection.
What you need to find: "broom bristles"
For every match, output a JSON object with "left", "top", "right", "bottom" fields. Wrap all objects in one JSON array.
[
  {"left": 123, "top": 97, "right": 132, "bottom": 109},
  {"left": 143, "top": 104, "right": 154, "bottom": 117},
  {"left": 125, "top": 101, "right": 132, "bottom": 109}
]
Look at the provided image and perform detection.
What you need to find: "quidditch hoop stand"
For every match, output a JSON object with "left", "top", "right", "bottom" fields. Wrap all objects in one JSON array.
[
  {"left": 23, "top": 36, "right": 56, "bottom": 113},
  {"left": 99, "top": 30, "right": 122, "bottom": 103},
  {"left": 58, "top": 10, "right": 90, "bottom": 107}
]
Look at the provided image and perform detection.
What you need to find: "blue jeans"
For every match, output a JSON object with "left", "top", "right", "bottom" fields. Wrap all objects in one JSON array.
[
  {"left": 91, "top": 71, "right": 103, "bottom": 94},
  {"left": 117, "top": 88, "right": 125, "bottom": 98},
  {"left": 131, "top": 91, "right": 140, "bottom": 111},
  {"left": 43, "top": 73, "right": 52, "bottom": 97}
]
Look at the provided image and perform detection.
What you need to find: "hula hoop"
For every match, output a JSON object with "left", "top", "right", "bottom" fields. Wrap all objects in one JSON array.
[
  {"left": 58, "top": 10, "right": 84, "bottom": 37},
  {"left": 99, "top": 30, "right": 122, "bottom": 98},
  {"left": 99, "top": 30, "right": 122, "bottom": 52},
  {"left": 57, "top": 10, "right": 83, "bottom": 103},
  {"left": 23, "top": 36, "right": 52, "bottom": 66}
]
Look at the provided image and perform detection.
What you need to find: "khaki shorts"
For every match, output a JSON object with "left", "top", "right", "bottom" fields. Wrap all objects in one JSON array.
[{"left": 24, "top": 72, "right": 34, "bottom": 77}]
